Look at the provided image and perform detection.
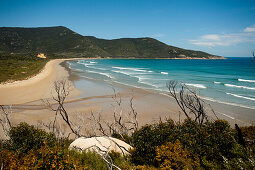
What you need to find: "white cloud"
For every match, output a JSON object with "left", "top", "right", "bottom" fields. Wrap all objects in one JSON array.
[
  {"left": 190, "top": 25, "right": 255, "bottom": 47},
  {"left": 201, "top": 34, "right": 221, "bottom": 40},
  {"left": 244, "top": 26, "right": 255, "bottom": 32}
]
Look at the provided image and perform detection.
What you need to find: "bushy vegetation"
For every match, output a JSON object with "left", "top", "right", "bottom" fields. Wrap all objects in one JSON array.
[
  {"left": 1, "top": 120, "right": 254, "bottom": 169},
  {"left": 131, "top": 119, "right": 255, "bottom": 169},
  {"left": 0, "top": 54, "right": 47, "bottom": 83},
  {"left": 0, "top": 123, "right": 133, "bottom": 169}
]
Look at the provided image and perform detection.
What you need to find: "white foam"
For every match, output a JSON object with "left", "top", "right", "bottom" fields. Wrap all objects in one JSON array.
[
  {"left": 135, "top": 76, "right": 161, "bottom": 88},
  {"left": 226, "top": 93, "right": 255, "bottom": 101},
  {"left": 202, "top": 96, "right": 255, "bottom": 110},
  {"left": 238, "top": 78, "right": 255, "bottom": 83},
  {"left": 112, "top": 66, "right": 153, "bottom": 73},
  {"left": 112, "top": 70, "right": 133, "bottom": 76},
  {"left": 185, "top": 83, "right": 207, "bottom": 89},
  {"left": 86, "top": 70, "right": 113, "bottom": 79},
  {"left": 161, "top": 72, "right": 168, "bottom": 75},
  {"left": 90, "top": 61, "right": 97, "bottom": 64},
  {"left": 224, "top": 84, "right": 255, "bottom": 90},
  {"left": 214, "top": 81, "right": 221, "bottom": 84}
]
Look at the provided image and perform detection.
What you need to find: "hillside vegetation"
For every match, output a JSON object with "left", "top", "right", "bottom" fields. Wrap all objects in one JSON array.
[{"left": 0, "top": 26, "right": 223, "bottom": 59}]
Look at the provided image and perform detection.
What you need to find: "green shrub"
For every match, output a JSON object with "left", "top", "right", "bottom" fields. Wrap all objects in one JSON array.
[
  {"left": 6, "top": 122, "right": 56, "bottom": 154},
  {"left": 131, "top": 119, "right": 175, "bottom": 166},
  {"left": 131, "top": 119, "right": 241, "bottom": 168},
  {"left": 240, "top": 125, "right": 255, "bottom": 146}
]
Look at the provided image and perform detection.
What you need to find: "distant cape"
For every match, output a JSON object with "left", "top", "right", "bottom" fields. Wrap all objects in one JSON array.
[{"left": 0, "top": 26, "right": 224, "bottom": 59}]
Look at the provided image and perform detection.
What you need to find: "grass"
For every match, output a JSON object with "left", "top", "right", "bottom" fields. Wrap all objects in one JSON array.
[{"left": 0, "top": 56, "right": 48, "bottom": 83}]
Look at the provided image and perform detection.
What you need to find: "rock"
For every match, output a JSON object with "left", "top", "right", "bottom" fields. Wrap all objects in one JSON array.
[{"left": 69, "top": 136, "right": 132, "bottom": 155}]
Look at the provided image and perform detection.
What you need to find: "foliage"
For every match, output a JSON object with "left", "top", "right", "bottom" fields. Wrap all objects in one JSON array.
[
  {"left": 0, "top": 55, "right": 47, "bottom": 83},
  {"left": 131, "top": 119, "right": 176, "bottom": 166},
  {"left": 240, "top": 125, "right": 255, "bottom": 146},
  {"left": 131, "top": 119, "right": 253, "bottom": 169},
  {"left": 224, "top": 143, "right": 255, "bottom": 169},
  {"left": 156, "top": 139, "right": 200, "bottom": 169},
  {"left": 0, "top": 123, "right": 134, "bottom": 169},
  {"left": 0, "top": 142, "right": 87, "bottom": 169},
  {"left": 6, "top": 122, "right": 56, "bottom": 154}
]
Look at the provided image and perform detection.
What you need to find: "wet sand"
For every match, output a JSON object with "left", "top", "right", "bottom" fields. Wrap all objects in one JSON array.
[{"left": 0, "top": 59, "right": 254, "bottom": 137}]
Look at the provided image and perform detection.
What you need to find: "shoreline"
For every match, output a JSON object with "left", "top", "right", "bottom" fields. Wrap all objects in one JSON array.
[
  {"left": 0, "top": 58, "right": 90, "bottom": 105},
  {"left": 0, "top": 58, "right": 253, "bottom": 130},
  {"left": 65, "top": 59, "right": 254, "bottom": 127}
]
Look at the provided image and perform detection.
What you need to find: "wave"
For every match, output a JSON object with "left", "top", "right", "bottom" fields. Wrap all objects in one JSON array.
[
  {"left": 201, "top": 97, "right": 255, "bottom": 110},
  {"left": 238, "top": 78, "right": 255, "bottom": 83},
  {"left": 112, "top": 70, "right": 133, "bottom": 76},
  {"left": 185, "top": 83, "right": 207, "bottom": 89},
  {"left": 226, "top": 93, "right": 255, "bottom": 101},
  {"left": 224, "top": 84, "right": 255, "bottom": 90},
  {"left": 89, "top": 61, "right": 97, "bottom": 64},
  {"left": 214, "top": 81, "right": 221, "bottom": 84},
  {"left": 135, "top": 77, "right": 163, "bottom": 88},
  {"left": 86, "top": 70, "right": 113, "bottom": 79},
  {"left": 112, "top": 66, "right": 153, "bottom": 73},
  {"left": 161, "top": 72, "right": 168, "bottom": 75}
]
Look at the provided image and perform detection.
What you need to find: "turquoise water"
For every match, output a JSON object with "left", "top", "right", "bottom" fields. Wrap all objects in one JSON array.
[{"left": 67, "top": 58, "right": 255, "bottom": 110}]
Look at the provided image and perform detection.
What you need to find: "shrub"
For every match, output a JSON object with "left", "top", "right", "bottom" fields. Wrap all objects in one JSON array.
[
  {"left": 131, "top": 119, "right": 240, "bottom": 168},
  {"left": 156, "top": 140, "right": 200, "bottom": 169},
  {"left": 240, "top": 125, "right": 255, "bottom": 146},
  {"left": 6, "top": 122, "right": 56, "bottom": 154},
  {"left": 131, "top": 119, "right": 175, "bottom": 166},
  {"left": 0, "top": 142, "right": 88, "bottom": 169}
]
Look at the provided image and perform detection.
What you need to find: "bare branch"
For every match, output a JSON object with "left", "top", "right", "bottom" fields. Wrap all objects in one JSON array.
[{"left": 167, "top": 80, "right": 211, "bottom": 125}]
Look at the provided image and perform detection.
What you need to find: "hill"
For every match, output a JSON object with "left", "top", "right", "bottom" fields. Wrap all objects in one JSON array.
[{"left": 0, "top": 26, "right": 223, "bottom": 59}]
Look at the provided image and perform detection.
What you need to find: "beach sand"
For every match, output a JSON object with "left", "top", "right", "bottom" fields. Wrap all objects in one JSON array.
[
  {"left": 0, "top": 59, "right": 254, "bottom": 137},
  {"left": 0, "top": 59, "right": 81, "bottom": 105}
]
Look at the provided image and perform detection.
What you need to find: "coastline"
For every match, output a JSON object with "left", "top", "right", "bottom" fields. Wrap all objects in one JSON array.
[
  {"left": 67, "top": 67, "right": 253, "bottom": 127},
  {"left": 0, "top": 58, "right": 252, "bottom": 131},
  {"left": 0, "top": 58, "right": 85, "bottom": 105}
]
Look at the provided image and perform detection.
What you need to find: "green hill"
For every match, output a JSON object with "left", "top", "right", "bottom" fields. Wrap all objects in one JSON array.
[{"left": 0, "top": 26, "right": 223, "bottom": 59}]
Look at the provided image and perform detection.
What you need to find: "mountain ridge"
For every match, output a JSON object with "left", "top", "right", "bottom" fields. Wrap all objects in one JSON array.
[{"left": 0, "top": 26, "right": 224, "bottom": 59}]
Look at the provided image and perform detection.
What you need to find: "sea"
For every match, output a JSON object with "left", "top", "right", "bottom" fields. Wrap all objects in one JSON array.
[{"left": 67, "top": 57, "right": 255, "bottom": 110}]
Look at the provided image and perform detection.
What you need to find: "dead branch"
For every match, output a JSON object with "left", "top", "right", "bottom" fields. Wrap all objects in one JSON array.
[
  {"left": 167, "top": 80, "right": 209, "bottom": 125},
  {"left": 43, "top": 79, "right": 80, "bottom": 137}
]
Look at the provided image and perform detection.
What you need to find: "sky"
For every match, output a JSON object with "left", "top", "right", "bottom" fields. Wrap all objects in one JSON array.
[{"left": 0, "top": 0, "right": 255, "bottom": 57}]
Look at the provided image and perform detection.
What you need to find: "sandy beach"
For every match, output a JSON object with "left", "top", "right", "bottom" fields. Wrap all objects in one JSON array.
[{"left": 0, "top": 59, "right": 254, "bottom": 137}]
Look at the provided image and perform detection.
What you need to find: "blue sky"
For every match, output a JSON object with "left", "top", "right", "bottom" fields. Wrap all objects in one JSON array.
[{"left": 0, "top": 0, "right": 255, "bottom": 57}]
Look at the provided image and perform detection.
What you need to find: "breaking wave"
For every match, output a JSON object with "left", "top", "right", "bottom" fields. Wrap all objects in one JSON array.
[
  {"left": 185, "top": 83, "right": 207, "bottom": 89},
  {"left": 226, "top": 93, "right": 255, "bottom": 101},
  {"left": 238, "top": 78, "right": 255, "bottom": 83},
  {"left": 224, "top": 84, "right": 255, "bottom": 90}
]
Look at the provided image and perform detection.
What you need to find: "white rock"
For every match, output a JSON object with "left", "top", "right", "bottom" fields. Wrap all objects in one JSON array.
[{"left": 69, "top": 136, "right": 132, "bottom": 155}]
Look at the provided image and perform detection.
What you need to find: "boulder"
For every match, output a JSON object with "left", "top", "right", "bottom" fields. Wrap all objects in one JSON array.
[{"left": 69, "top": 136, "right": 132, "bottom": 155}]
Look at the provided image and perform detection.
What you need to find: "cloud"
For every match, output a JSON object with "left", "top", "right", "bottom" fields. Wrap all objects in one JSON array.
[
  {"left": 190, "top": 25, "right": 255, "bottom": 47},
  {"left": 152, "top": 33, "right": 164, "bottom": 38},
  {"left": 201, "top": 34, "right": 221, "bottom": 40},
  {"left": 244, "top": 25, "right": 255, "bottom": 32}
]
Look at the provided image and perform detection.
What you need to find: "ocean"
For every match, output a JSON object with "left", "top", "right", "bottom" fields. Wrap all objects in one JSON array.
[{"left": 67, "top": 58, "right": 255, "bottom": 110}]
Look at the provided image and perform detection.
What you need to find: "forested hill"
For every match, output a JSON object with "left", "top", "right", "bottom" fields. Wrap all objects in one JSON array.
[{"left": 0, "top": 26, "right": 223, "bottom": 59}]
